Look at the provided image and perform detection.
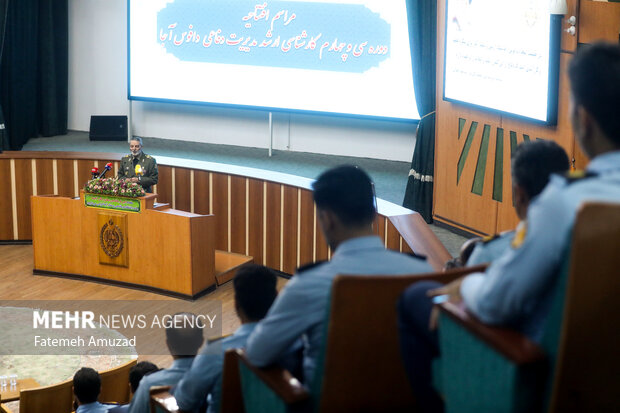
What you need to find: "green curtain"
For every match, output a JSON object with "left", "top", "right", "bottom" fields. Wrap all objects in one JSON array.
[
  {"left": 402, "top": 0, "right": 437, "bottom": 223},
  {"left": 0, "top": 0, "right": 68, "bottom": 151}
]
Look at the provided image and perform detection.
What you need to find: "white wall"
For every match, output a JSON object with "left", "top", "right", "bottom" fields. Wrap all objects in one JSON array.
[{"left": 68, "top": 0, "right": 417, "bottom": 162}]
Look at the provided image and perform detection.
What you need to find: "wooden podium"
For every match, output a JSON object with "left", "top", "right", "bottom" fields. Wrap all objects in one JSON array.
[{"left": 31, "top": 191, "right": 216, "bottom": 299}]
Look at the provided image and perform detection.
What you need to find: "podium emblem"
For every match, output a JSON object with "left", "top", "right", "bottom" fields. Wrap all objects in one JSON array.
[
  {"left": 98, "top": 212, "right": 129, "bottom": 267},
  {"left": 100, "top": 219, "right": 124, "bottom": 258}
]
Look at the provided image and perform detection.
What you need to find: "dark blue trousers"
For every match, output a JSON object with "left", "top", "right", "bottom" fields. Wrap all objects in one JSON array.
[{"left": 397, "top": 280, "right": 444, "bottom": 413}]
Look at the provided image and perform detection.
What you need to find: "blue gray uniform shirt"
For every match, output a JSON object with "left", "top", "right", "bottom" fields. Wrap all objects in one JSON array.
[
  {"left": 76, "top": 402, "right": 117, "bottom": 413},
  {"left": 467, "top": 229, "right": 516, "bottom": 266},
  {"left": 174, "top": 323, "right": 258, "bottom": 413},
  {"left": 245, "top": 235, "right": 433, "bottom": 384},
  {"left": 461, "top": 150, "right": 620, "bottom": 342},
  {"left": 128, "top": 357, "right": 194, "bottom": 413}
]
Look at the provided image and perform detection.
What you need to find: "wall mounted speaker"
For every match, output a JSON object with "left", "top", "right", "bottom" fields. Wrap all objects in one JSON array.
[{"left": 89, "top": 115, "right": 128, "bottom": 141}]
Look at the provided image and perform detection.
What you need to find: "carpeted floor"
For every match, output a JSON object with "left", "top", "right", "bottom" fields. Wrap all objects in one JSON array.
[{"left": 21, "top": 131, "right": 467, "bottom": 256}]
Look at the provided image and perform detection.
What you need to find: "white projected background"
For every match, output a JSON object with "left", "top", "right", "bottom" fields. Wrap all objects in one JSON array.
[
  {"left": 444, "top": 0, "right": 552, "bottom": 122},
  {"left": 129, "top": 0, "right": 419, "bottom": 120}
]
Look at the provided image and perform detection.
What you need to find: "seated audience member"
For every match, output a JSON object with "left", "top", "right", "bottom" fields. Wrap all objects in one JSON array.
[
  {"left": 128, "top": 313, "right": 204, "bottom": 413},
  {"left": 73, "top": 367, "right": 117, "bottom": 412},
  {"left": 174, "top": 265, "right": 279, "bottom": 413},
  {"left": 397, "top": 42, "right": 620, "bottom": 413},
  {"left": 443, "top": 236, "right": 483, "bottom": 270},
  {"left": 448, "top": 140, "right": 570, "bottom": 268},
  {"left": 108, "top": 362, "right": 159, "bottom": 413},
  {"left": 245, "top": 165, "right": 433, "bottom": 385}
]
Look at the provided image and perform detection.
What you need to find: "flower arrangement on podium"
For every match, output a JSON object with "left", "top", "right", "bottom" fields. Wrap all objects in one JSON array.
[{"left": 84, "top": 177, "right": 145, "bottom": 198}]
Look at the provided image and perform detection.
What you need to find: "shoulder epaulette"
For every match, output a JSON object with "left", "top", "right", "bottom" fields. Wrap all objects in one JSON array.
[
  {"left": 564, "top": 170, "right": 598, "bottom": 184},
  {"left": 296, "top": 260, "right": 327, "bottom": 274},
  {"left": 481, "top": 234, "right": 500, "bottom": 244},
  {"left": 146, "top": 155, "right": 152, "bottom": 159}
]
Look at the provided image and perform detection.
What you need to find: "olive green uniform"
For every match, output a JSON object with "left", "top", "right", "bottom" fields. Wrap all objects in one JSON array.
[{"left": 117, "top": 152, "right": 158, "bottom": 193}]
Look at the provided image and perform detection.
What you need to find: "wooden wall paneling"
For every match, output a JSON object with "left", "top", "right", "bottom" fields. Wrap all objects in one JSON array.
[
  {"left": 247, "top": 178, "right": 264, "bottom": 265},
  {"left": 572, "top": 139, "right": 589, "bottom": 171},
  {"left": 56, "top": 159, "right": 75, "bottom": 198},
  {"left": 281, "top": 185, "right": 299, "bottom": 274},
  {"left": 14, "top": 159, "right": 33, "bottom": 239},
  {"left": 401, "top": 238, "right": 414, "bottom": 255},
  {"left": 315, "top": 205, "right": 329, "bottom": 261},
  {"left": 211, "top": 173, "right": 229, "bottom": 251},
  {"left": 375, "top": 215, "right": 386, "bottom": 247},
  {"left": 496, "top": 124, "right": 518, "bottom": 233},
  {"left": 101, "top": 159, "right": 118, "bottom": 179},
  {"left": 193, "top": 170, "right": 210, "bottom": 215},
  {"left": 0, "top": 160, "right": 14, "bottom": 239},
  {"left": 229, "top": 175, "right": 247, "bottom": 255},
  {"left": 157, "top": 165, "right": 173, "bottom": 205},
  {"left": 437, "top": 112, "right": 500, "bottom": 235},
  {"left": 77, "top": 160, "right": 95, "bottom": 192},
  {"left": 561, "top": 0, "right": 579, "bottom": 52},
  {"left": 298, "top": 189, "right": 314, "bottom": 268},
  {"left": 35, "top": 159, "right": 54, "bottom": 196},
  {"left": 174, "top": 167, "right": 192, "bottom": 212},
  {"left": 578, "top": 1, "right": 620, "bottom": 44},
  {"left": 385, "top": 219, "right": 401, "bottom": 252},
  {"left": 264, "top": 182, "right": 282, "bottom": 270}
]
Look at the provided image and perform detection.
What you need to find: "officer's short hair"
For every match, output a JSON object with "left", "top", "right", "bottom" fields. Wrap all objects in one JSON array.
[
  {"left": 511, "top": 140, "right": 569, "bottom": 199},
  {"left": 234, "top": 265, "right": 277, "bottom": 322},
  {"left": 568, "top": 42, "right": 620, "bottom": 146},
  {"left": 130, "top": 136, "right": 143, "bottom": 146},
  {"left": 165, "top": 313, "right": 204, "bottom": 357},
  {"left": 312, "top": 165, "right": 376, "bottom": 227},
  {"left": 73, "top": 367, "right": 101, "bottom": 404},
  {"left": 129, "top": 361, "right": 159, "bottom": 394}
]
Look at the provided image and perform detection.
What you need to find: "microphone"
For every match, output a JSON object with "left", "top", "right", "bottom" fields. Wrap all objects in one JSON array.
[
  {"left": 91, "top": 167, "right": 99, "bottom": 180},
  {"left": 97, "top": 163, "right": 113, "bottom": 179}
]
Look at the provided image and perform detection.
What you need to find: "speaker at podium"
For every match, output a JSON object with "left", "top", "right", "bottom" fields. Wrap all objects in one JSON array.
[{"left": 89, "top": 115, "right": 128, "bottom": 141}]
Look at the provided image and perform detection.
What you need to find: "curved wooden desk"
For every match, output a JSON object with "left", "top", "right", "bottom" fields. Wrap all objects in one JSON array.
[
  {"left": 0, "top": 152, "right": 451, "bottom": 284},
  {"left": 30, "top": 191, "right": 215, "bottom": 299}
]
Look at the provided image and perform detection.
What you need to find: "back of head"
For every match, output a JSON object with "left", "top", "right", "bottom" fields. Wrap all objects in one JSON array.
[
  {"left": 568, "top": 42, "right": 620, "bottom": 147},
  {"left": 512, "top": 140, "right": 570, "bottom": 199},
  {"left": 129, "top": 361, "right": 159, "bottom": 394},
  {"left": 312, "top": 165, "right": 376, "bottom": 227},
  {"left": 73, "top": 367, "right": 101, "bottom": 404},
  {"left": 165, "top": 313, "right": 205, "bottom": 357},
  {"left": 234, "top": 264, "right": 278, "bottom": 322}
]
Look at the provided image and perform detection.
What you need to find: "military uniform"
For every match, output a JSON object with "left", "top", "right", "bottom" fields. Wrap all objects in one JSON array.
[
  {"left": 126, "top": 358, "right": 193, "bottom": 413},
  {"left": 461, "top": 151, "right": 620, "bottom": 342},
  {"left": 174, "top": 323, "right": 257, "bottom": 413},
  {"left": 467, "top": 228, "right": 516, "bottom": 266},
  {"left": 117, "top": 152, "right": 158, "bottom": 193},
  {"left": 245, "top": 235, "right": 433, "bottom": 384}
]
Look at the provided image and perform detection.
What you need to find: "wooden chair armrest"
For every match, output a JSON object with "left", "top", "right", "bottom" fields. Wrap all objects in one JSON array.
[
  {"left": 233, "top": 349, "right": 309, "bottom": 404},
  {"left": 150, "top": 386, "right": 180, "bottom": 413},
  {"left": 431, "top": 264, "right": 487, "bottom": 284},
  {"left": 438, "top": 301, "right": 545, "bottom": 365}
]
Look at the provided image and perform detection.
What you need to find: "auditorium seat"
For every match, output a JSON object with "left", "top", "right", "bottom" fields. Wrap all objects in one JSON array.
[
  {"left": 99, "top": 358, "right": 137, "bottom": 404},
  {"left": 435, "top": 202, "right": 620, "bottom": 413},
  {"left": 233, "top": 267, "right": 485, "bottom": 413},
  {"left": 18, "top": 378, "right": 74, "bottom": 413}
]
